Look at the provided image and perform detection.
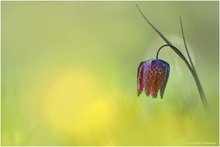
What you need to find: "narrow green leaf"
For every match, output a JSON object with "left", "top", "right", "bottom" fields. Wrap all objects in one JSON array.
[
  {"left": 180, "top": 17, "right": 207, "bottom": 107},
  {"left": 136, "top": 4, "right": 171, "bottom": 45},
  {"left": 180, "top": 16, "right": 195, "bottom": 68}
]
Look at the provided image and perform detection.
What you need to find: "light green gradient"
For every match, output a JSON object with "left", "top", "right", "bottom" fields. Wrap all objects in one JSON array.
[{"left": 1, "top": 1, "right": 219, "bottom": 146}]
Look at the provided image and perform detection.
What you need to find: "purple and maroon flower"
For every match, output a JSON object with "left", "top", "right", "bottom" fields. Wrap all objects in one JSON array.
[{"left": 137, "top": 59, "right": 170, "bottom": 98}]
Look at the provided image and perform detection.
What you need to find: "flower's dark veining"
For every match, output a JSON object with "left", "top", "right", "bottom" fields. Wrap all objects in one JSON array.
[{"left": 137, "top": 59, "right": 170, "bottom": 98}]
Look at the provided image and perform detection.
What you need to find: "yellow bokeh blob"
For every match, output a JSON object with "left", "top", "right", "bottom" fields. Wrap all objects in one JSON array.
[{"left": 41, "top": 69, "right": 113, "bottom": 138}]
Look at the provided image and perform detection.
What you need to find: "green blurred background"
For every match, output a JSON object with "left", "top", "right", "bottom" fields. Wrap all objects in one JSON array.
[{"left": 1, "top": 1, "right": 219, "bottom": 146}]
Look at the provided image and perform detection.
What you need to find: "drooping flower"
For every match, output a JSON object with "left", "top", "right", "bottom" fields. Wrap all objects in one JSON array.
[{"left": 137, "top": 59, "right": 170, "bottom": 98}]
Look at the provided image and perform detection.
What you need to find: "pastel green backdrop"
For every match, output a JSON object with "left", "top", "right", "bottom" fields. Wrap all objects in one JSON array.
[{"left": 2, "top": 1, "right": 219, "bottom": 146}]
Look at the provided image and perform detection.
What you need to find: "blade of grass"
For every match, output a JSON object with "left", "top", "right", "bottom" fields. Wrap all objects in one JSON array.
[
  {"left": 180, "top": 17, "right": 207, "bottom": 107},
  {"left": 180, "top": 17, "right": 195, "bottom": 68},
  {"left": 136, "top": 4, "right": 171, "bottom": 45}
]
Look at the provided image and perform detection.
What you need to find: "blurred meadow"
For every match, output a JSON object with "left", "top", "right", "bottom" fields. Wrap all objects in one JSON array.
[{"left": 1, "top": 1, "right": 219, "bottom": 146}]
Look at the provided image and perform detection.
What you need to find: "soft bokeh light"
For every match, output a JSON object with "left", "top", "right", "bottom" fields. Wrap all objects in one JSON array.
[
  {"left": 42, "top": 69, "right": 112, "bottom": 133},
  {"left": 1, "top": 1, "right": 219, "bottom": 146}
]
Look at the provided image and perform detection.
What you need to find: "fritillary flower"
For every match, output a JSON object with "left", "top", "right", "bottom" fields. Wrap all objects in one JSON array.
[
  {"left": 136, "top": 4, "right": 207, "bottom": 109},
  {"left": 137, "top": 59, "right": 170, "bottom": 98}
]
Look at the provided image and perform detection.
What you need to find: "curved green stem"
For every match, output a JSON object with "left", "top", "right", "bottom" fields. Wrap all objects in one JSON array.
[{"left": 156, "top": 44, "right": 208, "bottom": 109}]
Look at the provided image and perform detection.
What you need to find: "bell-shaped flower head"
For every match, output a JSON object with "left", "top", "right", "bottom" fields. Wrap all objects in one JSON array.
[{"left": 137, "top": 59, "right": 170, "bottom": 98}]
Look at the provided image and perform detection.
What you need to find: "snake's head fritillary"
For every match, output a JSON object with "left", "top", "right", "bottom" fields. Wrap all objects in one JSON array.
[{"left": 137, "top": 59, "right": 170, "bottom": 98}]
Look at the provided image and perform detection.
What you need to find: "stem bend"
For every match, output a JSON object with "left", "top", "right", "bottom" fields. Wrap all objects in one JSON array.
[{"left": 156, "top": 44, "right": 208, "bottom": 109}]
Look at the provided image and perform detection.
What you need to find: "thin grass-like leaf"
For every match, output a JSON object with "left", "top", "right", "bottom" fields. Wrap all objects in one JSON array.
[
  {"left": 136, "top": 4, "right": 171, "bottom": 45},
  {"left": 180, "top": 17, "right": 207, "bottom": 107},
  {"left": 180, "top": 17, "right": 195, "bottom": 68}
]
